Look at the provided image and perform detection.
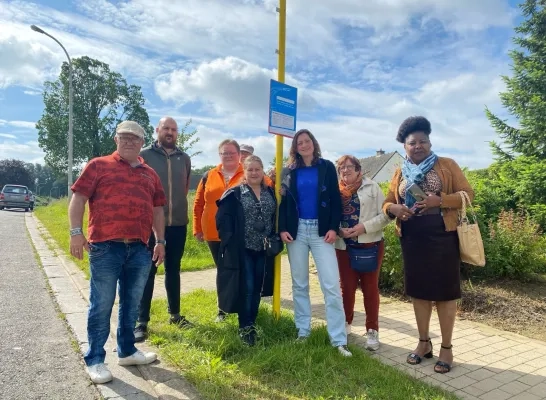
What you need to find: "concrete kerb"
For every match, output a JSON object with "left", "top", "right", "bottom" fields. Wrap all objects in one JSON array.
[{"left": 26, "top": 214, "right": 200, "bottom": 400}]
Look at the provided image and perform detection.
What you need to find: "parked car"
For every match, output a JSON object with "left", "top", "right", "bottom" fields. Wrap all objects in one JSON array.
[{"left": 0, "top": 184, "right": 32, "bottom": 211}]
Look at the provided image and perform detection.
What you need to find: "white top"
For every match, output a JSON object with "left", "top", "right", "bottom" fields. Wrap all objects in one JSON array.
[{"left": 334, "top": 177, "right": 392, "bottom": 250}]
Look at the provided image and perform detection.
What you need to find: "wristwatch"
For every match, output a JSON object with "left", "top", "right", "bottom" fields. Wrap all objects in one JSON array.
[
  {"left": 156, "top": 239, "right": 167, "bottom": 246},
  {"left": 70, "top": 227, "right": 83, "bottom": 236}
]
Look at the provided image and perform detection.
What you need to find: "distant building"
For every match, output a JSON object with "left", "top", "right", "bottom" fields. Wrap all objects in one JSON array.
[{"left": 359, "top": 150, "right": 404, "bottom": 183}]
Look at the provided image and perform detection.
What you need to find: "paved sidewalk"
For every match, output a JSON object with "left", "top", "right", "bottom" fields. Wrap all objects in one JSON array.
[
  {"left": 155, "top": 258, "right": 546, "bottom": 400},
  {"left": 0, "top": 210, "right": 99, "bottom": 400},
  {"left": 27, "top": 214, "right": 200, "bottom": 400}
]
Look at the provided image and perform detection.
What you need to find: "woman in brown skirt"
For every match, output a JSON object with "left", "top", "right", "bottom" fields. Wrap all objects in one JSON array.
[{"left": 383, "top": 116, "right": 474, "bottom": 374}]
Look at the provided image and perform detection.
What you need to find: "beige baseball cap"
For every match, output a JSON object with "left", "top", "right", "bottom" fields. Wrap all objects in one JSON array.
[{"left": 116, "top": 120, "right": 145, "bottom": 139}]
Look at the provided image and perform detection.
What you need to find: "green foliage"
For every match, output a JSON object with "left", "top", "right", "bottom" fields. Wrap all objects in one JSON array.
[
  {"left": 149, "top": 290, "right": 455, "bottom": 400},
  {"left": 269, "top": 155, "right": 289, "bottom": 169},
  {"left": 36, "top": 56, "right": 153, "bottom": 175},
  {"left": 466, "top": 157, "right": 546, "bottom": 229},
  {"left": 176, "top": 118, "right": 202, "bottom": 158},
  {"left": 0, "top": 159, "right": 34, "bottom": 188},
  {"left": 486, "top": 0, "right": 546, "bottom": 160},
  {"left": 379, "top": 223, "right": 404, "bottom": 292},
  {"left": 192, "top": 165, "right": 216, "bottom": 175},
  {"left": 480, "top": 210, "right": 546, "bottom": 279}
]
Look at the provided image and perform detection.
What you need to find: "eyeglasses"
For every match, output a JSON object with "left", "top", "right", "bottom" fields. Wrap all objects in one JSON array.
[
  {"left": 219, "top": 152, "right": 238, "bottom": 157},
  {"left": 116, "top": 136, "right": 141, "bottom": 144},
  {"left": 339, "top": 165, "right": 356, "bottom": 172}
]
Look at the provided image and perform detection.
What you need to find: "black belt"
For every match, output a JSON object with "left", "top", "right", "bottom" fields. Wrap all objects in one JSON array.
[{"left": 110, "top": 238, "right": 141, "bottom": 244}]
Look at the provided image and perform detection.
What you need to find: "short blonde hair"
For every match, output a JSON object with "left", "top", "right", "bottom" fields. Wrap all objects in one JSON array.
[
  {"left": 242, "top": 155, "right": 266, "bottom": 187},
  {"left": 243, "top": 155, "right": 264, "bottom": 170},
  {"left": 218, "top": 139, "right": 240, "bottom": 153}
]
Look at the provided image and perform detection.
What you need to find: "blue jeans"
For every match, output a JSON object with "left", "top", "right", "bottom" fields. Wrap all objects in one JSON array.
[
  {"left": 238, "top": 249, "right": 266, "bottom": 329},
  {"left": 84, "top": 241, "right": 152, "bottom": 366},
  {"left": 287, "top": 219, "right": 347, "bottom": 347}
]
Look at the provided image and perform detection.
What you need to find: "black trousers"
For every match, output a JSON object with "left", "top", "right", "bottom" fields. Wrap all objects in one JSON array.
[
  {"left": 138, "top": 225, "right": 187, "bottom": 323},
  {"left": 207, "top": 240, "right": 226, "bottom": 315}
]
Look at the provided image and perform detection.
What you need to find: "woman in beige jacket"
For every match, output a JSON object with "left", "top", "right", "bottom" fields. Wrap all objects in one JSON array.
[{"left": 335, "top": 155, "right": 391, "bottom": 351}]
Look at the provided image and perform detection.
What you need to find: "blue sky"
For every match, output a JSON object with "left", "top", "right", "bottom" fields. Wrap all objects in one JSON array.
[{"left": 0, "top": 0, "right": 524, "bottom": 169}]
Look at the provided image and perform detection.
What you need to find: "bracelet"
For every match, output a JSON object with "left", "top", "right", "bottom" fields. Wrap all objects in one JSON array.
[
  {"left": 156, "top": 239, "right": 166, "bottom": 246},
  {"left": 70, "top": 227, "right": 83, "bottom": 236}
]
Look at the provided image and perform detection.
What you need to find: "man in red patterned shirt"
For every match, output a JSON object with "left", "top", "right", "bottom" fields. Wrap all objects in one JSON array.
[{"left": 69, "top": 121, "right": 167, "bottom": 384}]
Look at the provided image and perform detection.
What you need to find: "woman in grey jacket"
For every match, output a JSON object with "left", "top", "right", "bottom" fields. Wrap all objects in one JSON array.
[{"left": 335, "top": 155, "right": 391, "bottom": 351}]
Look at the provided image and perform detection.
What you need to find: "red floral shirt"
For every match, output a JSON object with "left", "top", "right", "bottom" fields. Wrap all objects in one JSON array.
[{"left": 71, "top": 151, "right": 166, "bottom": 244}]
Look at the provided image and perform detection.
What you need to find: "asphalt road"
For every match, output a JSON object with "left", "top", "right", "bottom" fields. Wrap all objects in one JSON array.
[{"left": 0, "top": 210, "right": 99, "bottom": 400}]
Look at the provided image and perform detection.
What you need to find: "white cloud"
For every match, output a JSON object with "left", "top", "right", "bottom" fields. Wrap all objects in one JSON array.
[
  {"left": 155, "top": 57, "right": 316, "bottom": 115},
  {"left": 23, "top": 90, "right": 41, "bottom": 96},
  {"left": 0, "top": 134, "right": 17, "bottom": 139},
  {"left": 0, "top": 140, "right": 44, "bottom": 164},
  {"left": 0, "top": 119, "right": 36, "bottom": 129},
  {"left": 0, "top": 0, "right": 519, "bottom": 171}
]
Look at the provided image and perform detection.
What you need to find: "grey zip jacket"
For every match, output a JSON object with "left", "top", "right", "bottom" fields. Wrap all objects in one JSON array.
[{"left": 140, "top": 142, "right": 191, "bottom": 226}]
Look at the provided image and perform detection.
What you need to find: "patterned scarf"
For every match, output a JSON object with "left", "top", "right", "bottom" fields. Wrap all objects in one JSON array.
[
  {"left": 402, "top": 151, "right": 438, "bottom": 208},
  {"left": 339, "top": 172, "right": 363, "bottom": 204}
]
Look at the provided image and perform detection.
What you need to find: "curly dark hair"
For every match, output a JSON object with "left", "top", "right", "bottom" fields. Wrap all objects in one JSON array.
[{"left": 396, "top": 116, "right": 431, "bottom": 143}]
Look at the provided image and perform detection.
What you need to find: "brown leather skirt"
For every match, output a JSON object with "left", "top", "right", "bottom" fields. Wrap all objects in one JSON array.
[{"left": 400, "top": 212, "right": 461, "bottom": 301}]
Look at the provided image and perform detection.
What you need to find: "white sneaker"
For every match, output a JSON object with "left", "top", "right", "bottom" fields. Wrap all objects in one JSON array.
[
  {"left": 366, "top": 329, "right": 380, "bottom": 351},
  {"left": 86, "top": 363, "right": 113, "bottom": 384},
  {"left": 345, "top": 322, "right": 352, "bottom": 335},
  {"left": 337, "top": 345, "right": 353, "bottom": 357},
  {"left": 118, "top": 349, "right": 157, "bottom": 366}
]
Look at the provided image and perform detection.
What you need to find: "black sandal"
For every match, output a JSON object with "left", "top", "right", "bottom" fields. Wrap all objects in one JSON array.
[
  {"left": 406, "top": 338, "right": 433, "bottom": 365},
  {"left": 434, "top": 344, "right": 453, "bottom": 373}
]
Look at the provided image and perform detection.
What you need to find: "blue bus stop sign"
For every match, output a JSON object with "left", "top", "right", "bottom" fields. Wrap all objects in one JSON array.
[{"left": 268, "top": 79, "right": 298, "bottom": 138}]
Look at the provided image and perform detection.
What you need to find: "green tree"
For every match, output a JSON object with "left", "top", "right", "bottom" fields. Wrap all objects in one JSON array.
[
  {"left": 175, "top": 119, "right": 202, "bottom": 157},
  {"left": 192, "top": 165, "right": 215, "bottom": 175},
  {"left": 36, "top": 56, "right": 153, "bottom": 175},
  {"left": 485, "top": 0, "right": 546, "bottom": 160},
  {"left": 269, "top": 155, "right": 288, "bottom": 169},
  {"left": 0, "top": 159, "right": 34, "bottom": 188}
]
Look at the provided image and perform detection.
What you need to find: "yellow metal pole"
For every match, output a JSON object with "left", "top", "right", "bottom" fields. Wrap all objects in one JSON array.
[{"left": 273, "top": 0, "right": 286, "bottom": 319}]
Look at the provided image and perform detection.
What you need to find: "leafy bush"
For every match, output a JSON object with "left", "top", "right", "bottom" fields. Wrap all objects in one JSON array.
[
  {"left": 479, "top": 210, "right": 546, "bottom": 279},
  {"left": 379, "top": 223, "right": 404, "bottom": 292}
]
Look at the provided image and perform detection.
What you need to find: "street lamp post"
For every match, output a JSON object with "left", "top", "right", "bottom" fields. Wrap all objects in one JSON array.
[{"left": 31, "top": 24, "right": 73, "bottom": 200}]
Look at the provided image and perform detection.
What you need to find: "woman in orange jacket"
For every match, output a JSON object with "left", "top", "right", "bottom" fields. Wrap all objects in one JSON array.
[{"left": 193, "top": 139, "right": 245, "bottom": 321}]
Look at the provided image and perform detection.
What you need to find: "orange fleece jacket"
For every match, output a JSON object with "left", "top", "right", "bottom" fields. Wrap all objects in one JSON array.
[
  {"left": 383, "top": 156, "right": 474, "bottom": 236},
  {"left": 193, "top": 164, "right": 244, "bottom": 242}
]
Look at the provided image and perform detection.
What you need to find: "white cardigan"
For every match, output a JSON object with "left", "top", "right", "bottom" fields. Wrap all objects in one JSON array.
[{"left": 335, "top": 178, "right": 392, "bottom": 250}]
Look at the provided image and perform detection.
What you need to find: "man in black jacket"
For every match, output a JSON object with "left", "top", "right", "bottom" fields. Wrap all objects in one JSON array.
[{"left": 134, "top": 116, "right": 193, "bottom": 342}]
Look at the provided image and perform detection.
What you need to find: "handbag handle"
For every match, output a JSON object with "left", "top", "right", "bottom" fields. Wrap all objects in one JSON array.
[{"left": 457, "top": 191, "right": 477, "bottom": 225}]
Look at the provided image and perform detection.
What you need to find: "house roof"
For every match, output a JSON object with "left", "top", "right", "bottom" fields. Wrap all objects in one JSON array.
[{"left": 359, "top": 151, "right": 401, "bottom": 178}]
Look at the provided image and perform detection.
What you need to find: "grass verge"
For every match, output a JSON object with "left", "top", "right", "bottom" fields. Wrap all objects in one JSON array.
[
  {"left": 149, "top": 290, "right": 455, "bottom": 400},
  {"left": 33, "top": 191, "right": 215, "bottom": 278}
]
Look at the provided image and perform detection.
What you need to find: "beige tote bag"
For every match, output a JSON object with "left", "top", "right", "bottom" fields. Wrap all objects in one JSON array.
[{"left": 457, "top": 191, "right": 486, "bottom": 267}]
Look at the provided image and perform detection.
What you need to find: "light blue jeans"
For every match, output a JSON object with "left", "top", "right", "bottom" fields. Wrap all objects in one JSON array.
[
  {"left": 287, "top": 219, "right": 347, "bottom": 347},
  {"left": 84, "top": 241, "right": 152, "bottom": 366}
]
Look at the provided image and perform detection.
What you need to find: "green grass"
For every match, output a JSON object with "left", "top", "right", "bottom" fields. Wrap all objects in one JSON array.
[
  {"left": 148, "top": 290, "right": 456, "bottom": 400},
  {"left": 33, "top": 191, "right": 215, "bottom": 278}
]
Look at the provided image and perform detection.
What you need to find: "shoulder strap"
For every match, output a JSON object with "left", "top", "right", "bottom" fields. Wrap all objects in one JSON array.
[
  {"left": 201, "top": 170, "right": 209, "bottom": 189},
  {"left": 458, "top": 191, "right": 477, "bottom": 224}
]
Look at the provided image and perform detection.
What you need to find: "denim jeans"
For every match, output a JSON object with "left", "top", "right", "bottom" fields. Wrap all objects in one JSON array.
[
  {"left": 238, "top": 249, "right": 266, "bottom": 329},
  {"left": 138, "top": 225, "right": 187, "bottom": 323},
  {"left": 84, "top": 241, "right": 152, "bottom": 366},
  {"left": 287, "top": 219, "right": 347, "bottom": 347}
]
